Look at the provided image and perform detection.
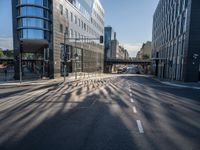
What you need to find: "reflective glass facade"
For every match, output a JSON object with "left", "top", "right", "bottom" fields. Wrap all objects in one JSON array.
[
  {"left": 18, "top": 6, "right": 49, "bottom": 18},
  {"left": 21, "top": 29, "right": 44, "bottom": 39},
  {"left": 104, "top": 27, "right": 115, "bottom": 59},
  {"left": 16, "top": 0, "right": 51, "bottom": 40},
  {"left": 18, "top": 0, "right": 49, "bottom": 7},
  {"left": 18, "top": 18, "right": 49, "bottom": 29}
]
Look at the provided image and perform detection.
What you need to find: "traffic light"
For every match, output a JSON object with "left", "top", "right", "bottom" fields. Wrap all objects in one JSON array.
[
  {"left": 15, "top": 56, "right": 20, "bottom": 62},
  {"left": 100, "top": 36, "right": 104, "bottom": 43},
  {"left": 20, "top": 41, "right": 23, "bottom": 52}
]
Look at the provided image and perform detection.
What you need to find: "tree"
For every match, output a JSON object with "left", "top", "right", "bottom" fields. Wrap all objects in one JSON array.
[
  {"left": 0, "top": 48, "right": 4, "bottom": 58},
  {"left": 142, "top": 54, "right": 150, "bottom": 60}
]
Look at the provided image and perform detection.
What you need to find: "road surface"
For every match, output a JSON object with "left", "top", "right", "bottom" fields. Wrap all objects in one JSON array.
[{"left": 0, "top": 74, "right": 200, "bottom": 150}]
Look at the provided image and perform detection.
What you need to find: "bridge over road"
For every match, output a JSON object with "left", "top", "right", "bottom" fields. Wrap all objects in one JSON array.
[{"left": 104, "top": 58, "right": 152, "bottom": 73}]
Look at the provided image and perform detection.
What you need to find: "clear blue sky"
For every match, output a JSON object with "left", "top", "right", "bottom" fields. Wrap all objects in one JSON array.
[
  {"left": 0, "top": 0, "right": 13, "bottom": 50},
  {"left": 101, "top": 0, "right": 159, "bottom": 56}
]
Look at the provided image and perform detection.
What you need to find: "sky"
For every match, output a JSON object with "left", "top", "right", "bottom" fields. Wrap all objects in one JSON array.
[
  {"left": 0, "top": 0, "right": 13, "bottom": 50},
  {"left": 101, "top": 0, "right": 159, "bottom": 56}
]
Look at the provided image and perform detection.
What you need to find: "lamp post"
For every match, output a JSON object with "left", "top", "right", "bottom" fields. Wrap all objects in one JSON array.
[
  {"left": 19, "top": 41, "right": 23, "bottom": 84},
  {"left": 63, "top": 30, "right": 68, "bottom": 82},
  {"left": 74, "top": 51, "right": 78, "bottom": 80},
  {"left": 19, "top": 51, "right": 22, "bottom": 83}
]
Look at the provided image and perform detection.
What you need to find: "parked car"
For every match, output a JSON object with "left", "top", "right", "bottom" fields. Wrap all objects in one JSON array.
[{"left": 117, "top": 68, "right": 123, "bottom": 74}]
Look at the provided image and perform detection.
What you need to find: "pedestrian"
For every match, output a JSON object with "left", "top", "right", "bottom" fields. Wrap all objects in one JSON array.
[{"left": 4, "top": 68, "right": 7, "bottom": 81}]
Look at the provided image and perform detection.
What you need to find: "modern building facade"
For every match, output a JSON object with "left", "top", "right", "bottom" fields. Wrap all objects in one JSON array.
[
  {"left": 104, "top": 27, "right": 129, "bottom": 60},
  {"left": 12, "top": 0, "right": 104, "bottom": 79},
  {"left": 118, "top": 46, "right": 129, "bottom": 60},
  {"left": 104, "top": 26, "right": 115, "bottom": 60},
  {"left": 136, "top": 51, "right": 142, "bottom": 59},
  {"left": 110, "top": 33, "right": 119, "bottom": 59},
  {"left": 152, "top": 0, "right": 200, "bottom": 82}
]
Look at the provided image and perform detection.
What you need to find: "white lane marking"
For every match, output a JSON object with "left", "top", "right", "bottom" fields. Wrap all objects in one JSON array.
[
  {"left": 129, "top": 89, "right": 131, "bottom": 92},
  {"left": 132, "top": 106, "right": 137, "bottom": 113},
  {"left": 130, "top": 93, "right": 132, "bottom": 97},
  {"left": 130, "top": 98, "right": 134, "bottom": 103},
  {"left": 137, "top": 120, "right": 144, "bottom": 133}
]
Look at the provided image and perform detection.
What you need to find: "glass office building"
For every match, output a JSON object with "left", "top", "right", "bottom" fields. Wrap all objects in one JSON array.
[
  {"left": 104, "top": 26, "right": 115, "bottom": 60},
  {"left": 17, "top": 0, "right": 51, "bottom": 40},
  {"left": 152, "top": 0, "right": 200, "bottom": 82},
  {"left": 12, "top": 0, "right": 104, "bottom": 79}
]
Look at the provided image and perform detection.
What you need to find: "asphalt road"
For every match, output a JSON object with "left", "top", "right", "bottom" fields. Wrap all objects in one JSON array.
[{"left": 0, "top": 74, "right": 200, "bottom": 150}]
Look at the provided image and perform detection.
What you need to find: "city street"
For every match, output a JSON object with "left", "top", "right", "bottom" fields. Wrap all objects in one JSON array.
[{"left": 0, "top": 74, "right": 200, "bottom": 150}]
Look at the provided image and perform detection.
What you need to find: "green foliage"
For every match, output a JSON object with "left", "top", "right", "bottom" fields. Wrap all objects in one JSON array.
[
  {"left": 0, "top": 48, "right": 4, "bottom": 57},
  {"left": 5, "top": 50, "right": 14, "bottom": 58},
  {"left": 142, "top": 54, "right": 150, "bottom": 60}
]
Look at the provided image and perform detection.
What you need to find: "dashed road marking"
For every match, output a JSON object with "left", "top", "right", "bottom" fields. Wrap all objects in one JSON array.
[
  {"left": 137, "top": 120, "right": 144, "bottom": 133},
  {"left": 132, "top": 106, "right": 137, "bottom": 113},
  {"left": 130, "top": 93, "right": 132, "bottom": 97},
  {"left": 130, "top": 98, "right": 134, "bottom": 103}
]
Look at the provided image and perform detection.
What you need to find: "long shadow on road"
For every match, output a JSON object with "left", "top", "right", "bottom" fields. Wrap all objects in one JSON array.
[
  {"left": 123, "top": 75, "right": 200, "bottom": 150},
  {"left": 0, "top": 85, "right": 141, "bottom": 150},
  {"left": 1, "top": 76, "right": 200, "bottom": 150}
]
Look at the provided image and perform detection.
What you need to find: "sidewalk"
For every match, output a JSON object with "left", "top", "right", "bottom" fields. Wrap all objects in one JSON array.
[
  {"left": 0, "top": 73, "right": 112, "bottom": 88},
  {"left": 153, "top": 77, "right": 200, "bottom": 89}
]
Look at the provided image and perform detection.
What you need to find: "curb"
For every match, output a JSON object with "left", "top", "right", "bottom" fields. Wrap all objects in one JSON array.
[{"left": 151, "top": 77, "right": 200, "bottom": 90}]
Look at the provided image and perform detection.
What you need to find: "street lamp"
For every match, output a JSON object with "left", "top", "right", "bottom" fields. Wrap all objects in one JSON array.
[
  {"left": 19, "top": 41, "right": 23, "bottom": 83},
  {"left": 63, "top": 30, "right": 68, "bottom": 82},
  {"left": 74, "top": 52, "right": 79, "bottom": 80}
]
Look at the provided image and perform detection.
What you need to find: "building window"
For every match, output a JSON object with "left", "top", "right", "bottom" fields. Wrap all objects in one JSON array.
[
  {"left": 65, "top": 27, "right": 69, "bottom": 36},
  {"left": 65, "top": 9, "right": 68, "bottom": 19},
  {"left": 70, "top": 29, "right": 73, "bottom": 38},
  {"left": 70, "top": 12, "right": 73, "bottom": 22},
  {"left": 60, "top": 24, "right": 63, "bottom": 33},
  {"left": 20, "top": 29, "right": 45, "bottom": 39},
  {"left": 59, "top": 4, "right": 63, "bottom": 15},
  {"left": 20, "top": 6, "right": 49, "bottom": 18},
  {"left": 181, "top": 15, "right": 186, "bottom": 33},
  {"left": 84, "top": 23, "right": 86, "bottom": 31},
  {"left": 81, "top": 21, "right": 84, "bottom": 29},
  {"left": 75, "top": 15, "right": 77, "bottom": 24},
  {"left": 19, "top": 0, "right": 48, "bottom": 6},
  {"left": 78, "top": 19, "right": 80, "bottom": 26},
  {"left": 18, "top": 18, "right": 49, "bottom": 29},
  {"left": 185, "top": 0, "right": 188, "bottom": 8}
]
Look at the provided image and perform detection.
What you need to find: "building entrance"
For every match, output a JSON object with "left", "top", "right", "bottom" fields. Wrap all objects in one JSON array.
[{"left": 14, "top": 39, "right": 50, "bottom": 80}]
